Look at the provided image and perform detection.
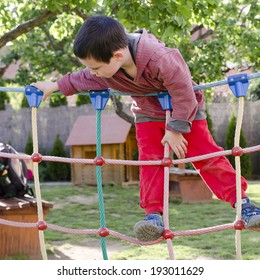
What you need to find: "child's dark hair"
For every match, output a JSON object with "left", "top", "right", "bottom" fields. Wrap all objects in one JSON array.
[{"left": 73, "top": 15, "right": 128, "bottom": 63}]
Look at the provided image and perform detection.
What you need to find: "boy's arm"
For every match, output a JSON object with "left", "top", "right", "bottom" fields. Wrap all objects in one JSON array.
[
  {"left": 57, "top": 69, "right": 109, "bottom": 96},
  {"left": 156, "top": 49, "right": 199, "bottom": 134},
  {"left": 153, "top": 49, "right": 202, "bottom": 158},
  {"left": 32, "top": 68, "right": 109, "bottom": 101}
]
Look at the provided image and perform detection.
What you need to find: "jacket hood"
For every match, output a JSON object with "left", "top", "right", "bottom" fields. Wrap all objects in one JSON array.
[{"left": 129, "top": 29, "right": 166, "bottom": 81}]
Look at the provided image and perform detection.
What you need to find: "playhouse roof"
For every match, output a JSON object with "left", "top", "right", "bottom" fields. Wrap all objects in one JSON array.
[{"left": 65, "top": 113, "right": 132, "bottom": 146}]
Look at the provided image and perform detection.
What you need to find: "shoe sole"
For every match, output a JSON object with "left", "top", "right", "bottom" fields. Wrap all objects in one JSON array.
[
  {"left": 245, "top": 216, "right": 260, "bottom": 228},
  {"left": 134, "top": 220, "right": 164, "bottom": 242}
]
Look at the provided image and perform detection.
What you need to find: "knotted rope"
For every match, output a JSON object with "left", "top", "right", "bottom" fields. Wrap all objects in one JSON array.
[{"left": 0, "top": 72, "right": 260, "bottom": 260}]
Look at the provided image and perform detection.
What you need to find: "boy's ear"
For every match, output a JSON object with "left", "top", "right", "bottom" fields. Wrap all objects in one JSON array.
[{"left": 113, "top": 51, "right": 124, "bottom": 60}]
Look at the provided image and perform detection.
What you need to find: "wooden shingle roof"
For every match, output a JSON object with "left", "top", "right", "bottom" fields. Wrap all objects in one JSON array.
[{"left": 65, "top": 113, "right": 132, "bottom": 146}]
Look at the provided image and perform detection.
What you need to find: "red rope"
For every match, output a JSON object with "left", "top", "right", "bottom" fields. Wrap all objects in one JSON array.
[
  {"left": 0, "top": 144, "right": 260, "bottom": 166},
  {"left": 0, "top": 218, "right": 259, "bottom": 245},
  {"left": 1, "top": 143, "right": 260, "bottom": 257}
]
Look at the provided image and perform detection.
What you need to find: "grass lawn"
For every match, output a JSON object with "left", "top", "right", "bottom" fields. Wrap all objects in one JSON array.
[{"left": 40, "top": 182, "right": 260, "bottom": 260}]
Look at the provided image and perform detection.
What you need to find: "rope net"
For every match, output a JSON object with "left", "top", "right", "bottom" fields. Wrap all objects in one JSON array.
[{"left": 0, "top": 73, "right": 260, "bottom": 260}]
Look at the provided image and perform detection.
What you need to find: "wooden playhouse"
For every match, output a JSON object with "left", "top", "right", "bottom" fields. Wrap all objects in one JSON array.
[{"left": 65, "top": 113, "right": 139, "bottom": 186}]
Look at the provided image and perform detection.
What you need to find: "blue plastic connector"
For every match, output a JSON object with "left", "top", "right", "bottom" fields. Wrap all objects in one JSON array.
[
  {"left": 158, "top": 92, "right": 172, "bottom": 110},
  {"left": 25, "top": 86, "right": 44, "bottom": 107},
  {"left": 227, "top": 73, "right": 249, "bottom": 98},
  {"left": 89, "top": 89, "right": 110, "bottom": 110}
]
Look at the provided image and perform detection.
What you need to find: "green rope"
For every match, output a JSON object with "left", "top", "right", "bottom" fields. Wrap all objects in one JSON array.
[{"left": 96, "top": 109, "right": 108, "bottom": 260}]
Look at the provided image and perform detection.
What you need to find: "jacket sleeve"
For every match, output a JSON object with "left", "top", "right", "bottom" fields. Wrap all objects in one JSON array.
[
  {"left": 57, "top": 68, "right": 109, "bottom": 96},
  {"left": 155, "top": 48, "right": 199, "bottom": 133}
]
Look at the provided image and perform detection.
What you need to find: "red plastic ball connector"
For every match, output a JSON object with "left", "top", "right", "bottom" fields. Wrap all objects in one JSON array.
[
  {"left": 98, "top": 227, "right": 110, "bottom": 237},
  {"left": 161, "top": 157, "right": 173, "bottom": 167},
  {"left": 163, "top": 229, "right": 175, "bottom": 240},
  {"left": 37, "top": 221, "right": 48, "bottom": 230},
  {"left": 231, "top": 146, "right": 244, "bottom": 157},
  {"left": 31, "top": 153, "right": 42, "bottom": 163},
  {"left": 94, "top": 156, "right": 105, "bottom": 166},
  {"left": 233, "top": 220, "right": 245, "bottom": 230}
]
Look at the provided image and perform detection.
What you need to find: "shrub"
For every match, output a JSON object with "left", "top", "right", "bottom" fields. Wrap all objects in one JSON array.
[
  {"left": 225, "top": 114, "right": 252, "bottom": 179},
  {"left": 46, "top": 134, "right": 71, "bottom": 181},
  {"left": 248, "top": 79, "right": 260, "bottom": 101},
  {"left": 49, "top": 95, "right": 67, "bottom": 107},
  {"left": 21, "top": 94, "right": 30, "bottom": 108},
  {"left": 24, "top": 132, "right": 33, "bottom": 155},
  {"left": 0, "top": 91, "right": 10, "bottom": 110},
  {"left": 76, "top": 94, "right": 91, "bottom": 106},
  {"left": 206, "top": 107, "right": 215, "bottom": 139}
]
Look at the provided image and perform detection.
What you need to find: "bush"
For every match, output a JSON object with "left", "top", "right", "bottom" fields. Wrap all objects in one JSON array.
[
  {"left": 76, "top": 94, "right": 91, "bottom": 106},
  {"left": 21, "top": 94, "right": 30, "bottom": 108},
  {"left": 225, "top": 114, "right": 252, "bottom": 179},
  {"left": 206, "top": 107, "right": 215, "bottom": 139},
  {"left": 24, "top": 132, "right": 33, "bottom": 155},
  {"left": 38, "top": 162, "right": 49, "bottom": 182},
  {"left": 248, "top": 79, "right": 260, "bottom": 101},
  {"left": 46, "top": 134, "right": 71, "bottom": 181},
  {"left": 49, "top": 95, "right": 67, "bottom": 107},
  {"left": 0, "top": 91, "right": 10, "bottom": 110}
]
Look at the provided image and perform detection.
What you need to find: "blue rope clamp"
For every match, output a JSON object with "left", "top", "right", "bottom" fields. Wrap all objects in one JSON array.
[
  {"left": 89, "top": 89, "right": 110, "bottom": 110},
  {"left": 25, "top": 85, "right": 43, "bottom": 107},
  {"left": 227, "top": 73, "right": 249, "bottom": 98},
  {"left": 157, "top": 92, "right": 173, "bottom": 110}
]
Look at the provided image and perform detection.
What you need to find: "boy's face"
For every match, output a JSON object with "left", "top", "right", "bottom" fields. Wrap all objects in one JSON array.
[{"left": 79, "top": 56, "right": 121, "bottom": 78}]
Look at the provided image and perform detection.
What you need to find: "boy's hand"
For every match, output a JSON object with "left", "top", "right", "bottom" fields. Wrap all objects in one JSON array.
[
  {"left": 161, "top": 130, "right": 188, "bottom": 159},
  {"left": 30, "top": 81, "right": 59, "bottom": 101}
]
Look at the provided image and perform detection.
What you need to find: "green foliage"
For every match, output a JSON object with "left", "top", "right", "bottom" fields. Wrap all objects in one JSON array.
[
  {"left": 24, "top": 132, "right": 33, "bottom": 155},
  {"left": 46, "top": 134, "right": 71, "bottom": 181},
  {"left": 248, "top": 79, "right": 260, "bottom": 101},
  {"left": 0, "top": 91, "right": 6, "bottom": 111},
  {"left": 0, "top": 0, "right": 259, "bottom": 87},
  {"left": 225, "top": 115, "right": 252, "bottom": 179},
  {"left": 49, "top": 94, "right": 68, "bottom": 107},
  {"left": 205, "top": 107, "right": 215, "bottom": 139},
  {"left": 0, "top": 91, "right": 8, "bottom": 110},
  {"left": 38, "top": 162, "right": 49, "bottom": 182},
  {"left": 21, "top": 94, "right": 30, "bottom": 108},
  {"left": 106, "top": 0, "right": 259, "bottom": 83},
  {"left": 76, "top": 94, "right": 91, "bottom": 106}
]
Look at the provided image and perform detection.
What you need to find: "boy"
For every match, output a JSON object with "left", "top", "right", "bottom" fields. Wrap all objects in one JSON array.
[{"left": 32, "top": 15, "right": 260, "bottom": 242}]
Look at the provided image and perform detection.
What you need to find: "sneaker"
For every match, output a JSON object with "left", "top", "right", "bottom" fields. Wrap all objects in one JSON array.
[
  {"left": 134, "top": 213, "right": 164, "bottom": 242},
  {"left": 241, "top": 198, "right": 260, "bottom": 228}
]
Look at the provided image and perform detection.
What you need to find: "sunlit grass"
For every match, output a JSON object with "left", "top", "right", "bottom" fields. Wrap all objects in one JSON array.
[{"left": 40, "top": 182, "right": 260, "bottom": 260}]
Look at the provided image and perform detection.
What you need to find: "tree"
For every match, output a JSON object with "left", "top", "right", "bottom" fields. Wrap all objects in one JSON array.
[
  {"left": 1, "top": 1, "right": 259, "bottom": 81},
  {"left": 0, "top": 1, "right": 259, "bottom": 116}
]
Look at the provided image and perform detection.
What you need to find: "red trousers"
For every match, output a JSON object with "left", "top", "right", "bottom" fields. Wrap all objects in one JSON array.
[{"left": 136, "top": 119, "right": 248, "bottom": 215}]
